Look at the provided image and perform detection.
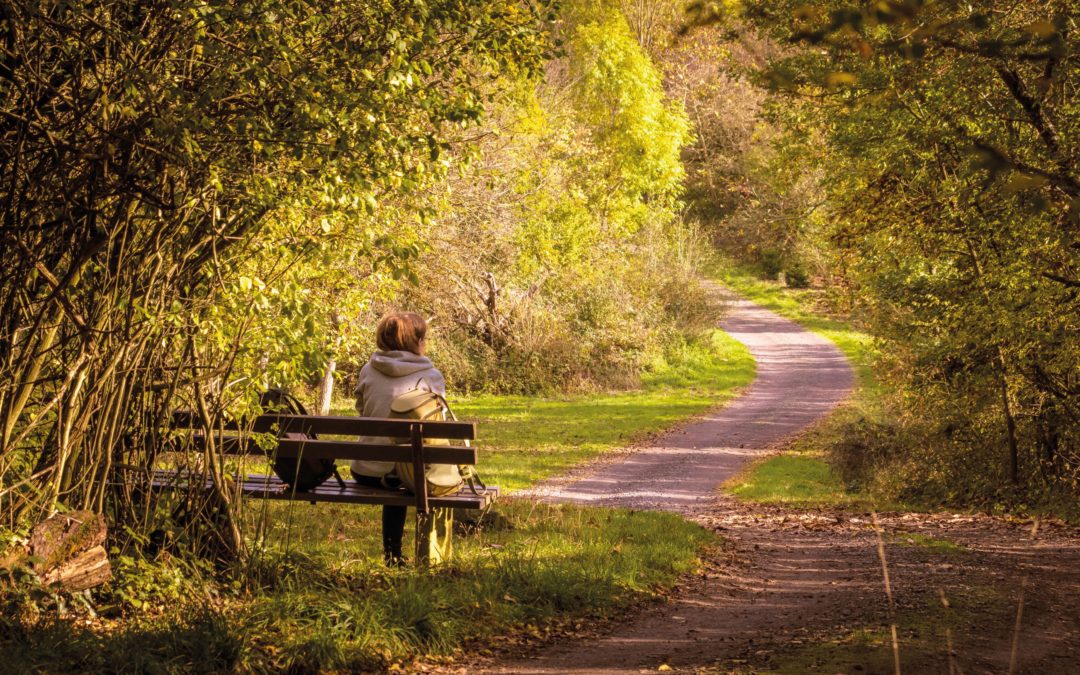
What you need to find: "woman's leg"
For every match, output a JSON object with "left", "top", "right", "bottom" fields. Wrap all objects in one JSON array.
[
  {"left": 382, "top": 505, "right": 407, "bottom": 564},
  {"left": 353, "top": 471, "right": 408, "bottom": 564}
]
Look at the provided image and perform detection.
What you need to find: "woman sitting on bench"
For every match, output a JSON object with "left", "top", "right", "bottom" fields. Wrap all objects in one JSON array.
[{"left": 351, "top": 311, "right": 445, "bottom": 565}]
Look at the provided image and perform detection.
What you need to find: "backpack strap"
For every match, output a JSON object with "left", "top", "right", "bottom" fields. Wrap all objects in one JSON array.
[
  {"left": 440, "top": 404, "right": 488, "bottom": 495},
  {"left": 413, "top": 376, "right": 433, "bottom": 394}
]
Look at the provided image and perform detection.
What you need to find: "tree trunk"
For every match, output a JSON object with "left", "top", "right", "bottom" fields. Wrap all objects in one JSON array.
[
  {"left": 998, "top": 371, "right": 1020, "bottom": 485},
  {"left": 964, "top": 240, "right": 1022, "bottom": 487},
  {"left": 317, "top": 358, "right": 336, "bottom": 416}
]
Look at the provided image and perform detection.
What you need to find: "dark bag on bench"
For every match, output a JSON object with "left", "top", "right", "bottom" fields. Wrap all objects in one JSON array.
[{"left": 259, "top": 388, "right": 343, "bottom": 493}]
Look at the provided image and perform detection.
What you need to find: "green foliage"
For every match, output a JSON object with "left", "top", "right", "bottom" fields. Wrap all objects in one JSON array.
[
  {"left": 691, "top": 1, "right": 1080, "bottom": 502},
  {"left": 566, "top": 7, "right": 690, "bottom": 236},
  {"left": 392, "top": 0, "right": 699, "bottom": 394},
  {"left": 104, "top": 554, "right": 215, "bottom": 614},
  {"left": 0, "top": 0, "right": 552, "bottom": 534},
  {"left": 784, "top": 262, "right": 810, "bottom": 289},
  {"left": 1, "top": 607, "right": 246, "bottom": 674},
  {"left": 661, "top": 22, "right": 826, "bottom": 282}
]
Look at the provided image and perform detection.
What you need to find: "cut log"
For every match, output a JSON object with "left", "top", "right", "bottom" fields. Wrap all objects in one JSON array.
[
  {"left": 40, "top": 545, "right": 111, "bottom": 592},
  {"left": 29, "top": 511, "right": 112, "bottom": 591}
]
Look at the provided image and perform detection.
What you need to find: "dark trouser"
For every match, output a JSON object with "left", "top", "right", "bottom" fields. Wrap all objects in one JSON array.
[{"left": 351, "top": 471, "right": 407, "bottom": 564}]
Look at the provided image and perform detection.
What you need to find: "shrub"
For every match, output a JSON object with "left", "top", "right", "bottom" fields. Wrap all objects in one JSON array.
[{"left": 784, "top": 263, "right": 810, "bottom": 289}]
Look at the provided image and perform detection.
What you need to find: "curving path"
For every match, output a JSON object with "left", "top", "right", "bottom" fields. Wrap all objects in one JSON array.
[
  {"left": 481, "top": 289, "right": 856, "bottom": 673},
  {"left": 478, "top": 289, "right": 1080, "bottom": 675},
  {"left": 523, "top": 288, "right": 854, "bottom": 513}
]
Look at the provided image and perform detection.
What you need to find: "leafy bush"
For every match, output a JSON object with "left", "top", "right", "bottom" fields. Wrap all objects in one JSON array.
[
  {"left": 784, "top": 263, "right": 810, "bottom": 289},
  {"left": 103, "top": 554, "right": 215, "bottom": 614}
]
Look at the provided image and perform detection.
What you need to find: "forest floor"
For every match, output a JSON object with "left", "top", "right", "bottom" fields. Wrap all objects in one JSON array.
[
  {"left": 461, "top": 289, "right": 1080, "bottom": 674},
  {"left": 468, "top": 487, "right": 1080, "bottom": 674}
]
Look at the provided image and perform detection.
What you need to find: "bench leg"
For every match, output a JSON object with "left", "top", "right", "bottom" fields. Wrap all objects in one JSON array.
[{"left": 415, "top": 507, "right": 453, "bottom": 566}]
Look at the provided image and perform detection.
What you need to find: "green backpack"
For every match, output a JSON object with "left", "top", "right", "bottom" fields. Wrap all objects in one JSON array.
[{"left": 390, "top": 385, "right": 485, "bottom": 497}]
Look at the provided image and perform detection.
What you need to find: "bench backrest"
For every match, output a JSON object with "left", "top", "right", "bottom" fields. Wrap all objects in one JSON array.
[{"left": 170, "top": 411, "right": 479, "bottom": 512}]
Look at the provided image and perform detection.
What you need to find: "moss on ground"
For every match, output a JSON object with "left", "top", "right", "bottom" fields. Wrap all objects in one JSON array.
[{"left": 892, "top": 531, "right": 967, "bottom": 555}]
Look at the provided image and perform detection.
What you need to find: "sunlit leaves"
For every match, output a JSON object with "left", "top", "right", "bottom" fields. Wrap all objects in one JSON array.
[
  {"left": 0, "top": 0, "right": 553, "bottom": 523},
  {"left": 825, "top": 71, "right": 857, "bottom": 87},
  {"left": 734, "top": 0, "right": 1080, "bottom": 491}
]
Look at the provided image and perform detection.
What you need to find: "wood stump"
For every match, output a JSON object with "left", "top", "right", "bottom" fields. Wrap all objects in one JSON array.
[{"left": 28, "top": 511, "right": 112, "bottom": 592}]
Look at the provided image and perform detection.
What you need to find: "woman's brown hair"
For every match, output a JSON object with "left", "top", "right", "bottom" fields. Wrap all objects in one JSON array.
[{"left": 375, "top": 312, "right": 428, "bottom": 354}]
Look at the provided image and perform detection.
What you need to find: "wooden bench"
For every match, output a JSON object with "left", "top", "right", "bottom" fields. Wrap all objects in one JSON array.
[{"left": 155, "top": 411, "right": 498, "bottom": 563}]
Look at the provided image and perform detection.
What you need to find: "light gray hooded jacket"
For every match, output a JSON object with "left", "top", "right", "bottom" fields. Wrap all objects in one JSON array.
[{"left": 352, "top": 350, "right": 446, "bottom": 477}]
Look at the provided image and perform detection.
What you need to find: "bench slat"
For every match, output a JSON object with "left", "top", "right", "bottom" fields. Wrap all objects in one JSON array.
[
  {"left": 172, "top": 411, "right": 477, "bottom": 440},
  {"left": 150, "top": 471, "right": 498, "bottom": 509},
  {"left": 191, "top": 436, "right": 478, "bottom": 464}
]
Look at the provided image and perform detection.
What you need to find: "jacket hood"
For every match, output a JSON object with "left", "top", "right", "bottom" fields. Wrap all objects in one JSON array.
[{"left": 369, "top": 350, "right": 435, "bottom": 378}]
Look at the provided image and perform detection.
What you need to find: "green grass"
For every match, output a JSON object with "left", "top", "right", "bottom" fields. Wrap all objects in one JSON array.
[
  {"left": 449, "top": 330, "right": 756, "bottom": 491},
  {"left": 6, "top": 502, "right": 715, "bottom": 672},
  {"left": 727, "top": 452, "right": 866, "bottom": 508},
  {"left": 892, "top": 531, "right": 967, "bottom": 554},
  {"left": 238, "top": 500, "right": 714, "bottom": 669},
  {"left": 4, "top": 329, "right": 753, "bottom": 671}
]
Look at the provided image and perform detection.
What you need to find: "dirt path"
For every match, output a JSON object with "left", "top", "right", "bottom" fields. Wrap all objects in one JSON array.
[
  {"left": 476, "top": 292, "right": 1080, "bottom": 674},
  {"left": 520, "top": 292, "right": 855, "bottom": 513}
]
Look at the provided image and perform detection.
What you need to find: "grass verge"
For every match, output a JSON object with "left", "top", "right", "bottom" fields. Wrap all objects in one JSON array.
[
  {"left": 706, "top": 257, "right": 896, "bottom": 511},
  {"left": 726, "top": 452, "right": 867, "bottom": 509},
  {"left": 452, "top": 329, "right": 756, "bottom": 492},
  {"left": 4, "top": 502, "right": 713, "bottom": 672}
]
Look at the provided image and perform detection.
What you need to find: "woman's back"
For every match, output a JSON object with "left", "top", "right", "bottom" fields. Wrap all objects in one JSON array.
[
  {"left": 354, "top": 350, "right": 446, "bottom": 418},
  {"left": 352, "top": 345, "right": 445, "bottom": 477}
]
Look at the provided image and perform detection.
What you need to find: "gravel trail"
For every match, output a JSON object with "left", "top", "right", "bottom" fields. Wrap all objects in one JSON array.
[{"left": 474, "top": 291, "right": 858, "bottom": 674}]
